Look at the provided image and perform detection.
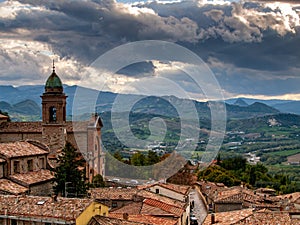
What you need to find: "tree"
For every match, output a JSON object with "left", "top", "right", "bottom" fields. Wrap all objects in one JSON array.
[
  {"left": 53, "top": 142, "right": 87, "bottom": 197},
  {"left": 146, "top": 150, "right": 159, "bottom": 165},
  {"left": 91, "top": 174, "right": 105, "bottom": 188},
  {"left": 131, "top": 151, "right": 146, "bottom": 166},
  {"left": 249, "top": 166, "right": 256, "bottom": 186},
  {"left": 113, "top": 151, "right": 123, "bottom": 162}
]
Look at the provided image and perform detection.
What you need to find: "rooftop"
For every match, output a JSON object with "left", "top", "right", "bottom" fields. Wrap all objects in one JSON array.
[
  {"left": 10, "top": 169, "right": 54, "bottom": 186},
  {"left": 203, "top": 209, "right": 294, "bottom": 225},
  {"left": 143, "top": 198, "right": 183, "bottom": 217},
  {"left": 0, "top": 179, "right": 28, "bottom": 195},
  {"left": 110, "top": 198, "right": 183, "bottom": 218},
  {"left": 89, "top": 188, "right": 185, "bottom": 208},
  {"left": 109, "top": 214, "right": 177, "bottom": 225},
  {"left": 0, "top": 194, "right": 94, "bottom": 222},
  {"left": 0, "top": 141, "right": 48, "bottom": 158},
  {"left": 90, "top": 187, "right": 138, "bottom": 201},
  {"left": 203, "top": 209, "right": 254, "bottom": 225},
  {"left": 88, "top": 215, "right": 149, "bottom": 225},
  {"left": 138, "top": 182, "right": 191, "bottom": 196}
]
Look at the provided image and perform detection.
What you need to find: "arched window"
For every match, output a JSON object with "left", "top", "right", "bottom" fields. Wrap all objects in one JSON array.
[{"left": 49, "top": 106, "right": 57, "bottom": 122}]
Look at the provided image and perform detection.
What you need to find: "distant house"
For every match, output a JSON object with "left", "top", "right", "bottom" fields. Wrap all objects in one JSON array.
[
  {"left": 0, "top": 194, "right": 109, "bottom": 225},
  {"left": 138, "top": 182, "right": 191, "bottom": 225},
  {"left": 0, "top": 141, "right": 54, "bottom": 196}
]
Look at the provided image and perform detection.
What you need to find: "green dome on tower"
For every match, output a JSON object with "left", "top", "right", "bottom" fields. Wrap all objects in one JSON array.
[
  {"left": 45, "top": 61, "right": 64, "bottom": 93},
  {"left": 45, "top": 71, "right": 63, "bottom": 89}
]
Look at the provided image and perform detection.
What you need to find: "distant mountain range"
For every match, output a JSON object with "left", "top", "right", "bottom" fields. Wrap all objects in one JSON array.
[
  {"left": 226, "top": 97, "right": 300, "bottom": 115},
  {"left": 0, "top": 85, "right": 298, "bottom": 121}
]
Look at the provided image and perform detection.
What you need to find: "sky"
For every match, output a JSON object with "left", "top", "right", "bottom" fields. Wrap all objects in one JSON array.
[{"left": 0, "top": 0, "right": 300, "bottom": 101}]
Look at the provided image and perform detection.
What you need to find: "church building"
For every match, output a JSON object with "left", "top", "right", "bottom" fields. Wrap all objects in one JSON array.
[{"left": 0, "top": 64, "right": 104, "bottom": 181}]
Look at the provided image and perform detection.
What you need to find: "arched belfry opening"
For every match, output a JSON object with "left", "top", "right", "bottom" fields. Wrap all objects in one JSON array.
[{"left": 49, "top": 106, "right": 57, "bottom": 122}]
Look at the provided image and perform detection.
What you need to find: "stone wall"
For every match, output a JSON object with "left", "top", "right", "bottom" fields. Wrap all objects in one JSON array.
[
  {"left": 214, "top": 202, "right": 242, "bottom": 212},
  {"left": 10, "top": 155, "right": 47, "bottom": 175},
  {"left": 0, "top": 133, "right": 43, "bottom": 143},
  {"left": 30, "top": 181, "right": 53, "bottom": 196}
]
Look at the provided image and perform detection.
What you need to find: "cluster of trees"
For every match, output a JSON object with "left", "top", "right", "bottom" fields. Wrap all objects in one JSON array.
[
  {"left": 113, "top": 150, "right": 161, "bottom": 166},
  {"left": 198, "top": 155, "right": 300, "bottom": 194}
]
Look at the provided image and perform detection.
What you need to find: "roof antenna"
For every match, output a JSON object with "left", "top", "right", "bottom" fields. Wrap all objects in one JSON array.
[{"left": 52, "top": 59, "right": 55, "bottom": 73}]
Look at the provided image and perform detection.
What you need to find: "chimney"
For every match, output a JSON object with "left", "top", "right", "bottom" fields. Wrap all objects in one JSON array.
[
  {"left": 211, "top": 213, "right": 215, "bottom": 224},
  {"left": 123, "top": 213, "right": 129, "bottom": 220},
  {"left": 52, "top": 194, "right": 58, "bottom": 202}
]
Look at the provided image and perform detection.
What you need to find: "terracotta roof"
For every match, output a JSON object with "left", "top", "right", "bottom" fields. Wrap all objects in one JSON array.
[
  {"left": 0, "top": 122, "right": 42, "bottom": 133},
  {"left": 138, "top": 182, "right": 191, "bottom": 196},
  {"left": 88, "top": 215, "right": 149, "bottom": 225},
  {"left": 137, "top": 189, "right": 186, "bottom": 208},
  {"left": 213, "top": 186, "right": 280, "bottom": 207},
  {"left": 278, "top": 192, "right": 300, "bottom": 203},
  {"left": 90, "top": 187, "right": 138, "bottom": 200},
  {"left": 195, "top": 181, "right": 227, "bottom": 198},
  {"left": 214, "top": 189, "right": 243, "bottom": 203},
  {"left": 0, "top": 141, "right": 48, "bottom": 158},
  {"left": 10, "top": 169, "right": 54, "bottom": 186},
  {"left": 140, "top": 202, "right": 175, "bottom": 216},
  {"left": 203, "top": 209, "right": 294, "bottom": 225},
  {"left": 89, "top": 188, "right": 186, "bottom": 209},
  {"left": 0, "top": 179, "right": 28, "bottom": 195},
  {"left": 158, "top": 183, "right": 191, "bottom": 195},
  {"left": 143, "top": 198, "right": 183, "bottom": 217},
  {"left": 110, "top": 202, "right": 143, "bottom": 214},
  {"left": 291, "top": 218, "right": 300, "bottom": 225},
  {"left": 0, "top": 194, "right": 94, "bottom": 222},
  {"left": 109, "top": 214, "right": 177, "bottom": 225},
  {"left": 110, "top": 198, "right": 184, "bottom": 218},
  {"left": 236, "top": 210, "right": 292, "bottom": 224},
  {"left": 203, "top": 209, "right": 254, "bottom": 225}
]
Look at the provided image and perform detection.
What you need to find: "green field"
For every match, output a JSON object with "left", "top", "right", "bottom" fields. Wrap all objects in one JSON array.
[{"left": 272, "top": 149, "right": 300, "bottom": 157}]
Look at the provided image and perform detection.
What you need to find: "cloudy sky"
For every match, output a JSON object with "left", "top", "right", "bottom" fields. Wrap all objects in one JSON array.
[{"left": 1, "top": 0, "right": 300, "bottom": 101}]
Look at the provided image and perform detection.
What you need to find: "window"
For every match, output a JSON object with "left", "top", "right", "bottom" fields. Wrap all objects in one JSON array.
[
  {"left": 13, "top": 161, "right": 20, "bottom": 174},
  {"left": 45, "top": 223, "right": 51, "bottom": 225},
  {"left": 27, "top": 159, "right": 33, "bottom": 172},
  {"left": 112, "top": 202, "right": 118, "bottom": 208},
  {"left": 155, "top": 188, "right": 159, "bottom": 194},
  {"left": 49, "top": 106, "right": 57, "bottom": 122},
  {"left": 11, "top": 219, "right": 17, "bottom": 225},
  {"left": 39, "top": 158, "right": 45, "bottom": 169}
]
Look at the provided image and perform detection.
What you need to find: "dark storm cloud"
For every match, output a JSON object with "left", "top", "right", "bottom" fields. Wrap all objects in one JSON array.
[
  {"left": 13, "top": 0, "right": 200, "bottom": 63},
  {"left": 1, "top": 0, "right": 300, "bottom": 97}
]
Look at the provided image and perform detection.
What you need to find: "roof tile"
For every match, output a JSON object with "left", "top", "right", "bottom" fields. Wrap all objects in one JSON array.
[
  {"left": 0, "top": 141, "right": 48, "bottom": 158},
  {"left": 10, "top": 169, "right": 54, "bottom": 186}
]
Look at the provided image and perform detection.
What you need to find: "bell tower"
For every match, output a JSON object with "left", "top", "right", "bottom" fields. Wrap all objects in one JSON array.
[{"left": 41, "top": 61, "right": 67, "bottom": 153}]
